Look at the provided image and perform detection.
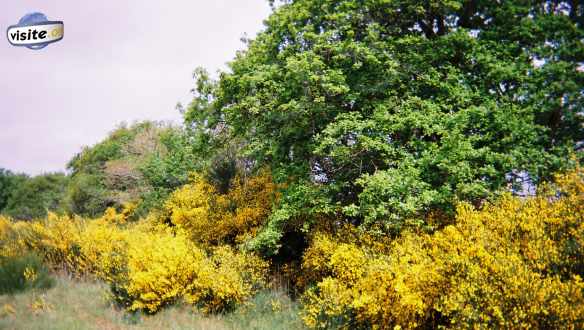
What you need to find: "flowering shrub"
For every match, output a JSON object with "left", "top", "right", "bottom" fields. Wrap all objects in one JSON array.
[
  {"left": 1, "top": 167, "right": 582, "bottom": 327},
  {"left": 187, "top": 245, "right": 269, "bottom": 313},
  {"left": 118, "top": 229, "right": 206, "bottom": 312},
  {"left": 161, "top": 170, "right": 279, "bottom": 245},
  {"left": 301, "top": 168, "right": 584, "bottom": 329},
  {"left": 0, "top": 213, "right": 84, "bottom": 273},
  {"left": 77, "top": 215, "right": 130, "bottom": 282},
  {"left": 0, "top": 208, "right": 269, "bottom": 314},
  {"left": 104, "top": 227, "right": 268, "bottom": 313},
  {"left": 301, "top": 234, "right": 440, "bottom": 329},
  {"left": 0, "top": 216, "right": 17, "bottom": 258},
  {"left": 299, "top": 222, "right": 393, "bottom": 289}
]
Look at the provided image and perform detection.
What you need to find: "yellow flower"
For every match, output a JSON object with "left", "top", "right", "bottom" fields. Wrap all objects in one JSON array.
[{"left": 23, "top": 267, "right": 37, "bottom": 282}]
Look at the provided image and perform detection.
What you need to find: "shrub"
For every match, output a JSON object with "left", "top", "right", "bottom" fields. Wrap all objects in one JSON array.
[
  {"left": 301, "top": 168, "right": 584, "bottom": 329},
  {"left": 0, "top": 213, "right": 85, "bottom": 275},
  {"left": 113, "top": 229, "right": 269, "bottom": 314},
  {"left": 195, "top": 246, "right": 270, "bottom": 313},
  {"left": 64, "top": 173, "right": 110, "bottom": 218},
  {"left": 0, "top": 253, "right": 54, "bottom": 295},
  {"left": 0, "top": 210, "right": 270, "bottom": 314},
  {"left": 76, "top": 211, "right": 131, "bottom": 281},
  {"left": 0, "top": 216, "right": 18, "bottom": 259},
  {"left": 161, "top": 169, "right": 279, "bottom": 245},
  {"left": 118, "top": 229, "right": 207, "bottom": 312},
  {"left": 19, "top": 213, "right": 84, "bottom": 274}
]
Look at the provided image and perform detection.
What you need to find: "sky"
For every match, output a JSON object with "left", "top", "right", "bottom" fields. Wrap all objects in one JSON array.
[{"left": 0, "top": 1, "right": 271, "bottom": 175}]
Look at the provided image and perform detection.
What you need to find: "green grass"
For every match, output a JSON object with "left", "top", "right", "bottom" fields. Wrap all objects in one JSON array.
[{"left": 0, "top": 275, "right": 305, "bottom": 330}]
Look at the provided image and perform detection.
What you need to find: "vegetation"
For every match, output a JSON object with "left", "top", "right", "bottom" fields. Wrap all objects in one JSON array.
[
  {"left": 0, "top": 171, "right": 67, "bottom": 220},
  {"left": 65, "top": 121, "right": 201, "bottom": 218},
  {"left": 1, "top": 169, "right": 583, "bottom": 328},
  {"left": 0, "top": 276, "right": 303, "bottom": 330},
  {"left": 0, "top": 254, "right": 54, "bottom": 295},
  {"left": 0, "top": 169, "right": 26, "bottom": 212},
  {"left": 183, "top": 0, "right": 584, "bottom": 254},
  {"left": 1, "top": 0, "right": 583, "bottom": 328},
  {"left": 161, "top": 169, "right": 279, "bottom": 245},
  {"left": 0, "top": 173, "right": 275, "bottom": 315},
  {"left": 301, "top": 169, "right": 584, "bottom": 329}
]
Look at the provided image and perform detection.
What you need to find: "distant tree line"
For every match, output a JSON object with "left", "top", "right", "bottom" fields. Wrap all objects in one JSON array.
[
  {"left": 0, "top": 121, "right": 209, "bottom": 220},
  {"left": 0, "top": 169, "right": 67, "bottom": 220}
]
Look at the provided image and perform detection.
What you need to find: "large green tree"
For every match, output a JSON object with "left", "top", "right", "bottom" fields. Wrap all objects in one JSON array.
[{"left": 186, "top": 0, "right": 584, "bottom": 254}]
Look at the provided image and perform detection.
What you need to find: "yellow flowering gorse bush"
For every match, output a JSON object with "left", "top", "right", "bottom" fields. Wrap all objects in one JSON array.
[
  {"left": 161, "top": 169, "right": 279, "bottom": 245},
  {"left": 0, "top": 197, "right": 269, "bottom": 314},
  {"left": 301, "top": 168, "right": 584, "bottom": 329},
  {"left": 1, "top": 167, "right": 582, "bottom": 328}
]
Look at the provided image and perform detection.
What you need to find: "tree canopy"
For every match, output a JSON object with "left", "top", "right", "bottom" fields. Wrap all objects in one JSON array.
[
  {"left": 184, "top": 0, "right": 584, "bottom": 253},
  {"left": 0, "top": 172, "right": 67, "bottom": 220},
  {"left": 65, "top": 121, "right": 202, "bottom": 217},
  {"left": 0, "top": 169, "right": 25, "bottom": 212}
]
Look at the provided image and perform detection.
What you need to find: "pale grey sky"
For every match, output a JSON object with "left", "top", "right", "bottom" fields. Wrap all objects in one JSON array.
[{"left": 0, "top": 1, "right": 271, "bottom": 175}]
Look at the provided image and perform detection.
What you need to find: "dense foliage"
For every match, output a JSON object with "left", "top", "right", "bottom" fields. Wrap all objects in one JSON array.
[
  {"left": 1, "top": 165, "right": 582, "bottom": 328},
  {"left": 160, "top": 169, "right": 279, "bottom": 245},
  {"left": 65, "top": 121, "right": 202, "bottom": 217},
  {"left": 0, "top": 253, "right": 54, "bottom": 295},
  {"left": 0, "top": 169, "right": 25, "bottom": 212},
  {"left": 185, "top": 0, "right": 584, "bottom": 253},
  {"left": 301, "top": 168, "right": 584, "bottom": 329},
  {"left": 0, "top": 172, "right": 67, "bottom": 220},
  {"left": 0, "top": 188, "right": 269, "bottom": 314}
]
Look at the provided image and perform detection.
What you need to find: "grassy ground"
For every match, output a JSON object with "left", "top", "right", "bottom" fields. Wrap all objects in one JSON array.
[{"left": 0, "top": 275, "right": 304, "bottom": 330}]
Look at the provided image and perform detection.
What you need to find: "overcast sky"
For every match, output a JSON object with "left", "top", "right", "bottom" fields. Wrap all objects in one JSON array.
[{"left": 0, "top": 1, "right": 271, "bottom": 175}]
